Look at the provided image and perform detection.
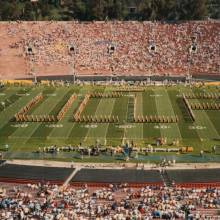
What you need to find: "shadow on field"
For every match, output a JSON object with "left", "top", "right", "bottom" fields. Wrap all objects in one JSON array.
[{"left": 177, "top": 98, "right": 193, "bottom": 123}]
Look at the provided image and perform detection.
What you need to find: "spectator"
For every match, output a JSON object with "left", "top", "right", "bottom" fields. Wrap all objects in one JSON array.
[
  {"left": 0, "top": 183, "right": 220, "bottom": 219},
  {"left": 1, "top": 21, "right": 219, "bottom": 78}
]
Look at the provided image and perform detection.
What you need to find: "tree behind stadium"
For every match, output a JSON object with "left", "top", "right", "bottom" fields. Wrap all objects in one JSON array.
[{"left": 0, "top": 0, "right": 219, "bottom": 21}]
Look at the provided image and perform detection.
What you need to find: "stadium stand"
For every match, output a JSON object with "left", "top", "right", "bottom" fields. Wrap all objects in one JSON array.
[
  {"left": 0, "top": 181, "right": 220, "bottom": 219},
  {"left": 0, "top": 21, "right": 219, "bottom": 79},
  {"left": 0, "top": 164, "right": 220, "bottom": 218}
]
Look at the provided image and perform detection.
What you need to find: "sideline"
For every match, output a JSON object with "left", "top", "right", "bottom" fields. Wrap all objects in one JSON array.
[{"left": 6, "top": 159, "right": 220, "bottom": 170}]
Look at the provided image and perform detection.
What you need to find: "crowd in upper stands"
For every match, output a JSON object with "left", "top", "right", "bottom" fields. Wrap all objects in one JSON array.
[
  {"left": 1, "top": 20, "right": 219, "bottom": 77},
  {"left": 0, "top": 182, "right": 220, "bottom": 219}
]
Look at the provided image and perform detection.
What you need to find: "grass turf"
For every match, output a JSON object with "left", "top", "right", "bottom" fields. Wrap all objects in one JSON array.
[{"left": 0, "top": 84, "right": 219, "bottom": 157}]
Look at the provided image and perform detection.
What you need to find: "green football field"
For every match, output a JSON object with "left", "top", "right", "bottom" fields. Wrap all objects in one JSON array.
[{"left": 0, "top": 84, "right": 219, "bottom": 156}]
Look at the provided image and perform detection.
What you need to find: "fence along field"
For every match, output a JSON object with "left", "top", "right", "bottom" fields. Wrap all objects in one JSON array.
[{"left": 0, "top": 84, "right": 219, "bottom": 153}]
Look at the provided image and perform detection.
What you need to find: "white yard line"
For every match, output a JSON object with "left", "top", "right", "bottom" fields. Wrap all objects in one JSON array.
[
  {"left": 122, "top": 96, "right": 130, "bottom": 145},
  {"left": 57, "top": 96, "right": 82, "bottom": 138},
  {"left": 84, "top": 98, "right": 115, "bottom": 143},
  {"left": 164, "top": 89, "right": 182, "bottom": 140},
  {"left": 128, "top": 92, "right": 143, "bottom": 141},
  {"left": 180, "top": 87, "right": 204, "bottom": 142},
  {"left": 139, "top": 93, "right": 144, "bottom": 140},
  {"left": 189, "top": 88, "right": 220, "bottom": 140},
  {"left": 22, "top": 91, "right": 68, "bottom": 144},
  {"left": 64, "top": 88, "right": 93, "bottom": 138},
  {"left": 102, "top": 98, "right": 116, "bottom": 145},
  {"left": 181, "top": 87, "right": 220, "bottom": 141},
  {"left": 0, "top": 90, "right": 40, "bottom": 130},
  {"left": 154, "top": 89, "right": 181, "bottom": 140},
  {"left": 134, "top": 94, "right": 137, "bottom": 118},
  {"left": 83, "top": 88, "right": 107, "bottom": 142}
]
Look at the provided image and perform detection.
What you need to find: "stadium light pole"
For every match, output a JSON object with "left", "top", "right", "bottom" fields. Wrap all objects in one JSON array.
[
  {"left": 33, "top": 72, "right": 37, "bottom": 84},
  {"left": 186, "top": 40, "right": 191, "bottom": 84},
  {"left": 26, "top": 43, "right": 37, "bottom": 84},
  {"left": 188, "top": 51, "right": 192, "bottom": 84},
  {"left": 73, "top": 65, "right": 75, "bottom": 84},
  {"left": 110, "top": 60, "right": 114, "bottom": 83},
  {"left": 31, "top": 57, "right": 37, "bottom": 84},
  {"left": 69, "top": 46, "right": 76, "bottom": 84}
]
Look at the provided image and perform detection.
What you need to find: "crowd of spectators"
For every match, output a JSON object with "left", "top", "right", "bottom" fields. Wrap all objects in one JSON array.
[
  {"left": 0, "top": 182, "right": 220, "bottom": 219},
  {"left": 0, "top": 20, "right": 219, "bottom": 78}
]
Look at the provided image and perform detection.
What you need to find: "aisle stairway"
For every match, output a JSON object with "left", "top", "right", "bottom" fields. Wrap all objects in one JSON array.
[{"left": 160, "top": 169, "right": 172, "bottom": 187}]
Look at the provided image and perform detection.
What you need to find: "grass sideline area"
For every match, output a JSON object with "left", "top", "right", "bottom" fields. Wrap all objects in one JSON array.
[{"left": 0, "top": 84, "right": 219, "bottom": 162}]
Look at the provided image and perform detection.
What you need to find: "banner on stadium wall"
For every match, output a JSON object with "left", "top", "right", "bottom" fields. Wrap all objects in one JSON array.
[
  {"left": 0, "top": 80, "right": 33, "bottom": 85},
  {"left": 204, "top": 82, "right": 220, "bottom": 86},
  {"left": 41, "top": 80, "right": 50, "bottom": 85}
]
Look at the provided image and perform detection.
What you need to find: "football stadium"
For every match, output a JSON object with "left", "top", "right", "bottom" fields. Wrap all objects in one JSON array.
[{"left": 0, "top": 0, "right": 220, "bottom": 219}]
